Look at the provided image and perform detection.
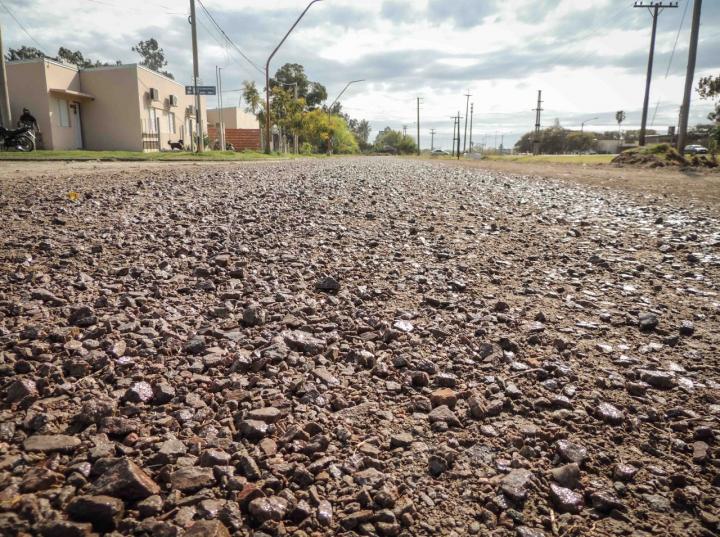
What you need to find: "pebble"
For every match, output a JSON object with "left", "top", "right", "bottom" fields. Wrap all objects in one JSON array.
[
  {"left": 2, "top": 159, "right": 717, "bottom": 537},
  {"left": 549, "top": 483, "right": 584, "bottom": 513}
]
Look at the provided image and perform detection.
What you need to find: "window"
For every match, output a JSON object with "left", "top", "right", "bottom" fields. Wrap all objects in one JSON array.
[
  {"left": 147, "top": 107, "right": 158, "bottom": 133},
  {"left": 56, "top": 99, "right": 70, "bottom": 128},
  {"left": 168, "top": 111, "right": 176, "bottom": 134}
]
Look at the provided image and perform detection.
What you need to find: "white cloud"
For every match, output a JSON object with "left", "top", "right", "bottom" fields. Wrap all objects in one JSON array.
[{"left": 2, "top": 0, "right": 718, "bottom": 148}]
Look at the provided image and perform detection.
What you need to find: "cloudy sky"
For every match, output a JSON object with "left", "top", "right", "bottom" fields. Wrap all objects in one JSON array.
[{"left": 3, "top": 0, "right": 719, "bottom": 148}]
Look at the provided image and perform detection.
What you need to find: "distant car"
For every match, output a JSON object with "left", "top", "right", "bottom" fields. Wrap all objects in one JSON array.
[
  {"left": 378, "top": 145, "right": 398, "bottom": 155},
  {"left": 431, "top": 149, "right": 449, "bottom": 156},
  {"left": 684, "top": 144, "right": 708, "bottom": 155}
]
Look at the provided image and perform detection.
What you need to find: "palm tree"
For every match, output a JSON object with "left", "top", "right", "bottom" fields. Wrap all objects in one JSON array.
[
  {"left": 242, "top": 81, "right": 261, "bottom": 117},
  {"left": 615, "top": 111, "right": 626, "bottom": 142},
  {"left": 356, "top": 119, "right": 371, "bottom": 145}
]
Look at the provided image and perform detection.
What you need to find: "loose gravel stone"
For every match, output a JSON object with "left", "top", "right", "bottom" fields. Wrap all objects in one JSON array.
[
  {"left": 1, "top": 158, "right": 718, "bottom": 537},
  {"left": 91, "top": 459, "right": 160, "bottom": 500},
  {"left": 23, "top": 434, "right": 81, "bottom": 453}
]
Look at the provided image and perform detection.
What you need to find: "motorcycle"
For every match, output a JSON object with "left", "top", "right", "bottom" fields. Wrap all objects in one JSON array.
[{"left": 0, "top": 125, "right": 36, "bottom": 152}]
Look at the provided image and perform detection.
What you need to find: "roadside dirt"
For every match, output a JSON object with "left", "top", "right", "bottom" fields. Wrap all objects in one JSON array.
[{"left": 432, "top": 158, "right": 720, "bottom": 209}]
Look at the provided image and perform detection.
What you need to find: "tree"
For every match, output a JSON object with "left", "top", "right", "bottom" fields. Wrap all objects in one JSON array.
[
  {"left": 374, "top": 127, "right": 416, "bottom": 154},
  {"left": 242, "top": 81, "right": 262, "bottom": 116},
  {"left": 616, "top": 110, "right": 626, "bottom": 141},
  {"left": 306, "top": 82, "right": 327, "bottom": 108},
  {"left": 349, "top": 119, "right": 371, "bottom": 151},
  {"left": 5, "top": 46, "right": 46, "bottom": 61},
  {"left": 132, "top": 38, "right": 173, "bottom": 79},
  {"left": 57, "top": 47, "right": 90, "bottom": 68},
  {"left": 565, "top": 132, "right": 596, "bottom": 153},
  {"left": 697, "top": 75, "right": 720, "bottom": 123},
  {"left": 301, "top": 109, "right": 358, "bottom": 154},
  {"left": 270, "top": 63, "right": 327, "bottom": 109}
]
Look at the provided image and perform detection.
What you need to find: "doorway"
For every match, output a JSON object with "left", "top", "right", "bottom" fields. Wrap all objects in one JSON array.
[{"left": 70, "top": 102, "right": 83, "bottom": 149}]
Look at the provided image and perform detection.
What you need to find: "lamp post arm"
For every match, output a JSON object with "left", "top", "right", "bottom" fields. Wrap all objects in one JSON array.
[{"left": 264, "top": 0, "right": 322, "bottom": 153}]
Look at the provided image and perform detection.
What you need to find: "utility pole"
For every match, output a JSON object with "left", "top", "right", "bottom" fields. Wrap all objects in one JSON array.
[
  {"left": 677, "top": 0, "right": 702, "bottom": 152},
  {"left": 190, "top": 0, "right": 204, "bottom": 152},
  {"left": 463, "top": 91, "right": 471, "bottom": 154},
  {"left": 430, "top": 128, "right": 436, "bottom": 151},
  {"left": 634, "top": 1, "right": 678, "bottom": 146},
  {"left": 456, "top": 113, "right": 462, "bottom": 159},
  {"left": 450, "top": 116, "right": 458, "bottom": 157},
  {"left": 402, "top": 125, "right": 408, "bottom": 137},
  {"left": 533, "top": 90, "right": 543, "bottom": 155},
  {"left": 216, "top": 66, "right": 226, "bottom": 151},
  {"left": 469, "top": 103, "right": 474, "bottom": 152},
  {"left": 416, "top": 97, "right": 421, "bottom": 155},
  {"left": 0, "top": 19, "right": 11, "bottom": 128}
]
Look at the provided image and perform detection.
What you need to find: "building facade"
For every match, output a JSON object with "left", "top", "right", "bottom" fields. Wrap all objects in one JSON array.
[
  {"left": 206, "top": 107, "right": 261, "bottom": 151},
  {"left": 6, "top": 58, "right": 206, "bottom": 151}
]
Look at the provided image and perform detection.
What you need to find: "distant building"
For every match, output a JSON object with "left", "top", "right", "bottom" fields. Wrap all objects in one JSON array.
[
  {"left": 6, "top": 58, "right": 206, "bottom": 151},
  {"left": 596, "top": 139, "right": 620, "bottom": 154},
  {"left": 206, "top": 107, "right": 261, "bottom": 151}
]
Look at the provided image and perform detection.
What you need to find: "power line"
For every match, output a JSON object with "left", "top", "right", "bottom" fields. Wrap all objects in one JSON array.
[
  {"left": 0, "top": 0, "right": 46, "bottom": 51},
  {"left": 195, "top": 0, "right": 263, "bottom": 75},
  {"left": 665, "top": 0, "right": 691, "bottom": 78},
  {"left": 633, "top": 1, "right": 678, "bottom": 146},
  {"left": 651, "top": 0, "right": 691, "bottom": 126}
]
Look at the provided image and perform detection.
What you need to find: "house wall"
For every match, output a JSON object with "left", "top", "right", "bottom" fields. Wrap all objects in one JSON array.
[
  {"left": 6, "top": 61, "right": 53, "bottom": 148},
  {"left": 80, "top": 66, "right": 143, "bottom": 151},
  {"left": 207, "top": 107, "right": 258, "bottom": 129},
  {"left": 45, "top": 62, "right": 83, "bottom": 150},
  {"left": 136, "top": 67, "right": 206, "bottom": 151}
]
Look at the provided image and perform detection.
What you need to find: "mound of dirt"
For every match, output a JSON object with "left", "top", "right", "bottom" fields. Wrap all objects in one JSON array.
[{"left": 612, "top": 143, "right": 717, "bottom": 168}]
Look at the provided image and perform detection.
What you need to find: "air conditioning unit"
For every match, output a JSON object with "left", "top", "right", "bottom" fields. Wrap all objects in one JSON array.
[
  {"left": 149, "top": 88, "right": 159, "bottom": 101},
  {"left": 169, "top": 95, "right": 178, "bottom": 107},
  {"left": 186, "top": 105, "right": 195, "bottom": 116}
]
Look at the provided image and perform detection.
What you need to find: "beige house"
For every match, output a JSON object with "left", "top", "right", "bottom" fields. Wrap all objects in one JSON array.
[
  {"left": 206, "top": 107, "right": 259, "bottom": 130},
  {"left": 206, "top": 106, "right": 262, "bottom": 151},
  {"left": 6, "top": 58, "right": 206, "bottom": 151}
]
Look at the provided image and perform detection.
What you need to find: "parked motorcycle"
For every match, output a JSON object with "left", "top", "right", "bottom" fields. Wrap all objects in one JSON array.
[{"left": 0, "top": 125, "right": 36, "bottom": 152}]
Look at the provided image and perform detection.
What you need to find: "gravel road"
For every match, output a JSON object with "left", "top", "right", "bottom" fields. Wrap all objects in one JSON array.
[{"left": 1, "top": 158, "right": 718, "bottom": 537}]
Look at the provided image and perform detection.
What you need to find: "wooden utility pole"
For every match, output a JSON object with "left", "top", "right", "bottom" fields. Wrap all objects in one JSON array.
[
  {"left": 0, "top": 19, "right": 12, "bottom": 128},
  {"left": 457, "top": 110, "right": 462, "bottom": 160},
  {"left": 469, "top": 103, "right": 474, "bottom": 151},
  {"left": 416, "top": 97, "right": 422, "bottom": 155},
  {"left": 463, "top": 91, "right": 471, "bottom": 153},
  {"left": 533, "top": 90, "right": 543, "bottom": 155},
  {"left": 190, "top": 0, "right": 204, "bottom": 152},
  {"left": 677, "top": 0, "right": 702, "bottom": 152},
  {"left": 450, "top": 116, "right": 458, "bottom": 157},
  {"left": 634, "top": 1, "right": 678, "bottom": 146}
]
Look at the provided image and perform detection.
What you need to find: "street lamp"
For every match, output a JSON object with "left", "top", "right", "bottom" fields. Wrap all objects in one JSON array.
[
  {"left": 264, "top": 0, "right": 323, "bottom": 153},
  {"left": 329, "top": 79, "right": 365, "bottom": 111},
  {"left": 581, "top": 117, "right": 599, "bottom": 132}
]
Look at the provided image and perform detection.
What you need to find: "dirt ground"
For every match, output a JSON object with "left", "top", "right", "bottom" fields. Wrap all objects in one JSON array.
[
  {"left": 1, "top": 157, "right": 718, "bottom": 537},
  {"left": 432, "top": 158, "right": 720, "bottom": 209},
  {"left": 3, "top": 157, "right": 719, "bottom": 210}
]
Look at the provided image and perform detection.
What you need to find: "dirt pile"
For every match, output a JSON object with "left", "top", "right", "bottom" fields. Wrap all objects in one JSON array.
[
  {"left": 0, "top": 159, "right": 718, "bottom": 537},
  {"left": 612, "top": 143, "right": 717, "bottom": 168}
]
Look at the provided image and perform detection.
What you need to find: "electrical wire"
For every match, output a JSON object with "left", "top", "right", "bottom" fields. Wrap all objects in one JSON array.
[
  {"left": 664, "top": 0, "right": 690, "bottom": 78},
  {"left": 195, "top": 0, "right": 264, "bottom": 74},
  {"left": 0, "top": 0, "right": 47, "bottom": 51},
  {"left": 651, "top": 0, "right": 691, "bottom": 126}
]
